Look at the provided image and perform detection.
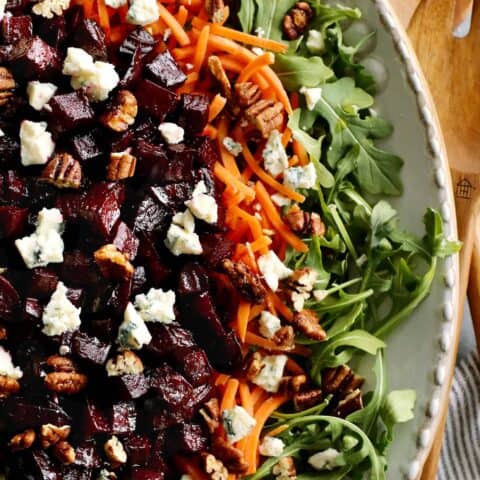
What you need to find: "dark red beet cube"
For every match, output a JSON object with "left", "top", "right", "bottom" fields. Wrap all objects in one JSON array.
[
  {"left": 120, "top": 48, "right": 144, "bottom": 89},
  {"left": 145, "top": 323, "right": 195, "bottom": 359},
  {"left": 173, "top": 347, "right": 212, "bottom": 387},
  {"left": 201, "top": 234, "right": 235, "bottom": 269},
  {"left": 66, "top": 287, "right": 84, "bottom": 308},
  {"left": 110, "top": 401, "right": 137, "bottom": 434},
  {"left": 177, "top": 263, "right": 209, "bottom": 296},
  {"left": 48, "top": 91, "right": 95, "bottom": 134},
  {"left": 135, "top": 79, "right": 179, "bottom": 121},
  {"left": 89, "top": 318, "right": 114, "bottom": 341},
  {"left": 112, "top": 221, "right": 139, "bottom": 260},
  {"left": 82, "top": 397, "right": 111, "bottom": 436},
  {"left": 189, "top": 136, "right": 221, "bottom": 169},
  {"left": 72, "top": 19, "right": 107, "bottom": 60},
  {"left": 132, "top": 266, "right": 147, "bottom": 295},
  {"left": 30, "top": 450, "right": 59, "bottom": 480},
  {"left": 149, "top": 364, "right": 193, "bottom": 408},
  {"left": 2, "top": 14, "right": 32, "bottom": 44},
  {"left": 28, "top": 268, "right": 58, "bottom": 299},
  {"left": 0, "top": 134, "right": 20, "bottom": 166},
  {"left": 113, "top": 373, "right": 149, "bottom": 400},
  {"left": 9, "top": 36, "right": 60, "bottom": 80},
  {"left": 72, "top": 331, "right": 111, "bottom": 366},
  {"left": 130, "top": 195, "right": 170, "bottom": 234},
  {"left": 80, "top": 182, "right": 125, "bottom": 239},
  {"left": 62, "top": 466, "right": 92, "bottom": 480},
  {"left": 123, "top": 434, "right": 151, "bottom": 466},
  {"left": 166, "top": 423, "right": 207, "bottom": 455},
  {"left": 56, "top": 191, "right": 84, "bottom": 222},
  {"left": 145, "top": 50, "right": 186, "bottom": 89},
  {"left": 178, "top": 94, "right": 209, "bottom": 135},
  {"left": 74, "top": 444, "right": 101, "bottom": 469},
  {"left": 162, "top": 145, "right": 196, "bottom": 183},
  {"left": 70, "top": 130, "right": 104, "bottom": 162},
  {"left": 37, "top": 15, "right": 67, "bottom": 49},
  {"left": 3, "top": 170, "right": 28, "bottom": 204},
  {"left": 0, "top": 275, "right": 20, "bottom": 322},
  {"left": 0, "top": 205, "right": 28, "bottom": 239},
  {"left": 106, "top": 278, "right": 132, "bottom": 315},
  {"left": 183, "top": 383, "right": 214, "bottom": 415},
  {"left": 119, "top": 27, "right": 157, "bottom": 57},
  {"left": 23, "top": 297, "right": 43, "bottom": 324},
  {"left": 150, "top": 182, "right": 194, "bottom": 211},
  {"left": 60, "top": 251, "right": 99, "bottom": 287},
  {"left": 130, "top": 468, "right": 164, "bottom": 480},
  {"left": 134, "top": 140, "right": 169, "bottom": 181}
]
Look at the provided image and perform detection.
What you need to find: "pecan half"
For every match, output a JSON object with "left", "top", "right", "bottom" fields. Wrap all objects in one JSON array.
[
  {"left": 282, "top": 2, "right": 314, "bottom": 40},
  {"left": 284, "top": 207, "right": 325, "bottom": 237},
  {"left": 205, "top": 0, "right": 229, "bottom": 24},
  {"left": 105, "top": 350, "right": 144, "bottom": 377},
  {"left": 245, "top": 99, "right": 284, "bottom": 138},
  {"left": 46, "top": 355, "right": 76, "bottom": 373},
  {"left": 222, "top": 259, "right": 266, "bottom": 304},
  {"left": 273, "top": 456, "right": 296, "bottom": 480},
  {"left": 208, "top": 55, "right": 231, "bottom": 99},
  {"left": 272, "top": 326, "right": 295, "bottom": 349},
  {"left": 94, "top": 244, "right": 134, "bottom": 280},
  {"left": 41, "top": 153, "right": 82, "bottom": 189},
  {"left": 0, "top": 374, "right": 20, "bottom": 398},
  {"left": 0, "top": 325, "right": 7, "bottom": 341},
  {"left": 44, "top": 371, "right": 88, "bottom": 395},
  {"left": 280, "top": 374, "right": 307, "bottom": 394},
  {"left": 0, "top": 67, "right": 15, "bottom": 107},
  {"left": 334, "top": 389, "right": 363, "bottom": 418},
  {"left": 100, "top": 90, "right": 138, "bottom": 132},
  {"left": 293, "top": 389, "right": 323, "bottom": 411},
  {"left": 199, "top": 398, "right": 220, "bottom": 434},
  {"left": 235, "top": 82, "right": 262, "bottom": 109},
  {"left": 245, "top": 351, "right": 264, "bottom": 381},
  {"left": 104, "top": 436, "right": 127, "bottom": 464},
  {"left": 291, "top": 310, "right": 326, "bottom": 341},
  {"left": 9, "top": 429, "right": 36, "bottom": 451},
  {"left": 40, "top": 424, "right": 71, "bottom": 449},
  {"left": 52, "top": 440, "right": 76, "bottom": 465},
  {"left": 203, "top": 453, "right": 229, "bottom": 480},
  {"left": 322, "top": 365, "right": 364, "bottom": 396},
  {"left": 212, "top": 436, "right": 249, "bottom": 474},
  {"left": 107, "top": 149, "right": 137, "bottom": 181}
]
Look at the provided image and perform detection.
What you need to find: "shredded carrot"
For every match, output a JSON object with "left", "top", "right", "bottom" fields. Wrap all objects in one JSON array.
[
  {"left": 237, "top": 301, "right": 251, "bottom": 342},
  {"left": 250, "top": 236, "right": 272, "bottom": 253},
  {"left": 268, "top": 291, "right": 294, "bottom": 322},
  {"left": 286, "top": 357, "right": 306, "bottom": 375},
  {"left": 215, "top": 374, "right": 230, "bottom": 386},
  {"left": 214, "top": 163, "right": 256, "bottom": 202},
  {"left": 264, "top": 424, "right": 289, "bottom": 437},
  {"left": 255, "top": 182, "right": 308, "bottom": 253},
  {"left": 203, "top": 124, "right": 218, "bottom": 138},
  {"left": 239, "top": 382, "right": 254, "bottom": 415},
  {"left": 282, "top": 128, "right": 292, "bottom": 148},
  {"left": 157, "top": 3, "right": 191, "bottom": 46},
  {"left": 293, "top": 140, "right": 309, "bottom": 166},
  {"left": 208, "top": 94, "right": 227, "bottom": 122},
  {"left": 245, "top": 332, "right": 310, "bottom": 356},
  {"left": 97, "top": 0, "right": 110, "bottom": 36},
  {"left": 249, "top": 304, "right": 265, "bottom": 321},
  {"left": 193, "top": 25, "right": 210, "bottom": 72},
  {"left": 238, "top": 52, "right": 275, "bottom": 83},
  {"left": 220, "top": 379, "right": 240, "bottom": 411},
  {"left": 176, "top": 5, "right": 189, "bottom": 26},
  {"left": 175, "top": 456, "right": 210, "bottom": 480},
  {"left": 83, "top": 0, "right": 95, "bottom": 17},
  {"left": 230, "top": 207, "right": 263, "bottom": 240},
  {"left": 172, "top": 46, "right": 195, "bottom": 60}
]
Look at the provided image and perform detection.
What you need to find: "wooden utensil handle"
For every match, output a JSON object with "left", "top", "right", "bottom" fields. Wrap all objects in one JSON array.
[{"left": 467, "top": 226, "right": 480, "bottom": 347}]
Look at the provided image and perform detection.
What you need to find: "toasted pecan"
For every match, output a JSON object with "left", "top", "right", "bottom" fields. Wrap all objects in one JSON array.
[
  {"left": 222, "top": 259, "right": 266, "bottom": 304},
  {"left": 41, "top": 153, "right": 82, "bottom": 189},
  {"left": 9, "top": 429, "right": 36, "bottom": 451},
  {"left": 100, "top": 90, "right": 138, "bottom": 132},
  {"left": 94, "top": 244, "right": 134, "bottom": 280}
]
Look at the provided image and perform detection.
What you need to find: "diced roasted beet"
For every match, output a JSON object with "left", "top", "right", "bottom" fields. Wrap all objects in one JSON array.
[
  {"left": 2, "top": 14, "right": 32, "bottom": 44},
  {"left": 88, "top": 318, "right": 114, "bottom": 341},
  {"left": 62, "top": 466, "right": 92, "bottom": 480},
  {"left": 173, "top": 347, "right": 212, "bottom": 387},
  {"left": 28, "top": 450, "right": 59, "bottom": 480},
  {"left": 64, "top": 3, "right": 84, "bottom": 32},
  {"left": 0, "top": 275, "right": 20, "bottom": 322},
  {"left": 149, "top": 364, "right": 193, "bottom": 408},
  {"left": 145, "top": 50, "right": 186, "bottom": 89},
  {"left": 80, "top": 182, "right": 125, "bottom": 239},
  {"left": 145, "top": 402, "right": 182, "bottom": 431},
  {"left": 150, "top": 182, "right": 194, "bottom": 211},
  {"left": 135, "top": 79, "right": 178, "bottom": 122},
  {"left": 131, "top": 196, "right": 170, "bottom": 235},
  {"left": 60, "top": 251, "right": 100, "bottom": 287},
  {"left": 74, "top": 444, "right": 101, "bottom": 470},
  {"left": 123, "top": 434, "right": 151, "bottom": 466},
  {"left": 3, "top": 170, "right": 28, "bottom": 204},
  {"left": 120, "top": 47, "right": 144, "bottom": 89},
  {"left": 134, "top": 140, "right": 169, "bottom": 181},
  {"left": 189, "top": 135, "right": 221, "bottom": 169},
  {"left": 0, "top": 134, "right": 20, "bottom": 166},
  {"left": 22, "top": 297, "right": 43, "bottom": 324},
  {"left": 148, "top": 434, "right": 169, "bottom": 472},
  {"left": 82, "top": 397, "right": 111, "bottom": 436},
  {"left": 183, "top": 383, "right": 214, "bottom": 415},
  {"left": 72, "top": 331, "right": 111, "bottom": 366},
  {"left": 9, "top": 36, "right": 60, "bottom": 80},
  {"left": 106, "top": 278, "right": 132, "bottom": 315},
  {"left": 145, "top": 323, "right": 195, "bottom": 359},
  {"left": 48, "top": 91, "right": 95, "bottom": 134},
  {"left": 183, "top": 291, "right": 224, "bottom": 337},
  {"left": 110, "top": 401, "right": 137, "bottom": 434},
  {"left": 119, "top": 27, "right": 157, "bottom": 57},
  {"left": 112, "top": 221, "right": 139, "bottom": 260},
  {"left": 164, "top": 144, "right": 196, "bottom": 183},
  {"left": 4, "top": 397, "right": 71, "bottom": 431},
  {"left": 132, "top": 266, "right": 147, "bottom": 295},
  {"left": 177, "top": 263, "right": 209, "bottom": 295},
  {"left": 112, "top": 373, "right": 150, "bottom": 400},
  {"left": 37, "top": 15, "right": 67, "bottom": 49},
  {"left": 66, "top": 287, "right": 84, "bottom": 308},
  {"left": 165, "top": 423, "right": 207, "bottom": 455},
  {"left": 129, "top": 468, "right": 164, "bottom": 480},
  {"left": 70, "top": 129, "right": 104, "bottom": 162},
  {"left": 0, "top": 205, "right": 28, "bottom": 239},
  {"left": 13, "top": 340, "right": 46, "bottom": 388},
  {"left": 201, "top": 234, "right": 235, "bottom": 269},
  {"left": 211, "top": 329, "right": 243, "bottom": 372},
  {"left": 72, "top": 19, "right": 107, "bottom": 60},
  {"left": 177, "top": 94, "right": 209, "bottom": 135},
  {"left": 56, "top": 191, "right": 84, "bottom": 222},
  {"left": 28, "top": 268, "right": 58, "bottom": 299}
]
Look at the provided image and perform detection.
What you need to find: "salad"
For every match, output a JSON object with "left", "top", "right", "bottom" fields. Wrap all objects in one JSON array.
[{"left": 0, "top": 0, "right": 460, "bottom": 480}]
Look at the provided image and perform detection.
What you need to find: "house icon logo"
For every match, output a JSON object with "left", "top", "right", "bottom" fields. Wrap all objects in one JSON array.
[{"left": 456, "top": 178, "right": 475, "bottom": 199}]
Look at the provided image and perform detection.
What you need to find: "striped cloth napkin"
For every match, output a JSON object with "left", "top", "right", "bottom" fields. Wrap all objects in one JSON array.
[{"left": 438, "top": 352, "right": 480, "bottom": 480}]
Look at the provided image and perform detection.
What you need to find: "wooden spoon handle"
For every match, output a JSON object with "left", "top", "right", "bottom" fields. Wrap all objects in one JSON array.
[
  {"left": 467, "top": 220, "right": 480, "bottom": 347},
  {"left": 388, "top": 0, "right": 423, "bottom": 28}
]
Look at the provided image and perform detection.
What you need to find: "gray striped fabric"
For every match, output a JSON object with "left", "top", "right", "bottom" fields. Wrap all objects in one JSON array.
[{"left": 438, "top": 353, "right": 480, "bottom": 480}]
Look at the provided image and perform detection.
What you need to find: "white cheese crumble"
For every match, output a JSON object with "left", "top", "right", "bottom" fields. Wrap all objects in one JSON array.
[
  {"left": 165, "top": 209, "right": 203, "bottom": 256},
  {"left": 105, "top": 350, "right": 144, "bottom": 377},
  {"left": 258, "top": 311, "right": 281, "bottom": 339},
  {"left": 158, "top": 122, "right": 185, "bottom": 145},
  {"left": 284, "top": 163, "right": 317, "bottom": 190},
  {"left": 252, "top": 354, "right": 288, "bottom": 393},
  {"left": 308, "top": 449, "right": 340, "bottom": 471},
  {"left": 126, "top": 0, "right": 160, "bottom": 26},
  {"left": 105, "top": 0, "right": 127, "bottom": 8},
  {"left": 0, "top": 346, "right": 23, "bottom": 379},
  {"left": 0, "top": 0, "right": 6, "bottom": 21},
  {"left": 134, "top": 288, "right": 176, "bottom": 324},
  {"left": 300, "top": 86, "right": 322, "bottom": 111},
  {"left": 259, "top": 436, "right": 285, "bottom": 457},
  {"left": 15, "top": 208, "right": 64, "bottom": 269},
  {"left": 185, "top": 181, "right": 218, "bottom": 225},
  {"left": 97, "top": 470, "right": 117, "bottom": 480},
  {"left": 42, "top": 282, "right": 81, "bottom": 337},
  {"left": 313, "top": 289, "right": 329, "bottom": 302},
  {"left": 306, "top": 30, "right": 325, "bottom": 55},
  {"left": 117, "top": 303, "right": 152, "bottom": 350},
  {"left": 27, "top": 81, "right": 57, "bottom": 111},
  {"left": 63, "top": 47, "right": 119, "bottom": 102},
  {"left": 257, "top": 251, "right": 293, "bottom": 292},
  {"left": 20, "top": 120, "right": 55, "bottom": 166},
  {"left": 222, "top": 406, "right": 257, "bottom": 443},
  {"left": 104, "top": 436, "right": 127, "bottom": 464},
  {"left": 223, "top": 137, "right": 243, "bottom": 156},
  {"left": 262, "top": 130, "right": 288, "bottom": 177},
  {"left": 32, "top": 0, "right": 70, "bottom": 18},
  {"left": 271, "top": 193, "right": 291, "bottom": 208},
  {"left": 0, "top": 128, "right": 4, "bottom": 137}
]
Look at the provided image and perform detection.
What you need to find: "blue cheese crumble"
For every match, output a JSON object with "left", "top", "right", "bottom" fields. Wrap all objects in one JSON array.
[
  {"left": 300, "top": 86, "right": 322, "bottom": 111},
  {"left": 283, "top": 162, "right": 317, "bottom": 190},
  {"left": 262, "top": 130, "right": 288, "bottom": 177},
  {"left": 222, "top": 406, "right": 257, "bottom": 443},
  {"left": 126, "top": 0, "right": 160, "bottom": 26},
  {"left": 117, "top": 303, "right": 152, "bottom": 350},
  {"left": 27, "top": 81, "right": 57, "bottom": 111},
  {"left": 259, "top": 436, "right": 285, "bottom": 457},
  {"left": 223, "top": 137, "right": 243, "bottom": 156},
  {"left": 257, "top": 251, "right": 293, "bottom": 292},
  {"left": 134, "top": 288, "right": 176, "bottom": 324},
  {"left": 185, "top": 181, "right": 218, "bottom": 225},
  {"left": 20, "top": 120, "right": 55, "bottom": 166},
  {"left": 251, "top": 354, "right": 288, "bottom": 393},
  {"left": 308, "top": 449, "right": 341, "bottom": 471},
  {"left": 258, "top": 311, "right": 281, "bottom": 339},
  {"left": 165, "top": 209, "right": 203, "bottom": 256},
  {"left": 0, "top": 346, "right": 23, "bottom": 379}
]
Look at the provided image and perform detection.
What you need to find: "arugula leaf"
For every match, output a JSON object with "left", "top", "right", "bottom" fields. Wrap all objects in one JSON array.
[
  {"left": 274, "top": 54, "right": 334, "bottom": 91},
  {"left": 423, "top": 208, "right": 462, "bottom": 258},
  {"left": 369, "top": 201, "right": 397, "bottom": 250},
  {"left": 238, "top": 0, "right": 256, "bottom": 33},
  {"left": 251, "top": 0, "right": 296, "bottom": 41},
  {"left": 312, "top": 2, "right": 362, "bottom": 26}
]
